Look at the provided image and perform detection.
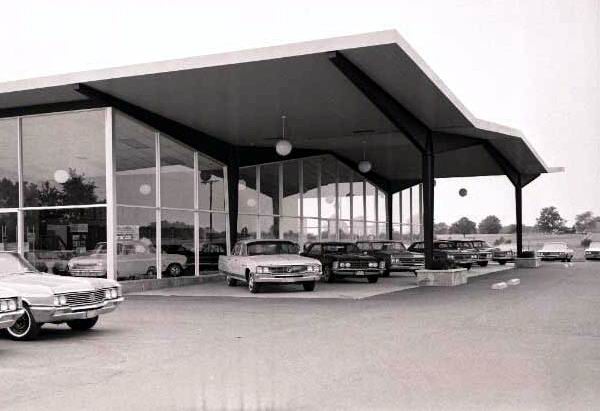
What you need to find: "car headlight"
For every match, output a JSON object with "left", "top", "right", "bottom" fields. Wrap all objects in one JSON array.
[
  {"left": 345, "top": 262, "right": 352, "bottom": 268},
  {"left": 0, "top": 300, "right": 9, "bottom": 312},
  {"left": 332, "top": 261, "right": 339, "bottom": 269},
  {"left": 472, "top": 255, "right": 478, "bottom": 259},
  {"left": 256, "top": 266, "right": 270, "bottom": 274},
  {"left": 368, "top": 262, "right": 377, "bottom": 268},
  {"left": 307, "top": 265, "right": 321, "bottom": 273},
  {"left": 54, "top": 295, "right": 68, "bottom": 306},
  {"left": 447, "top": 255, "right": 455, "bottom": 260},
  {"left": 379, "top": 261, "right": 386, "bottom": 269}
]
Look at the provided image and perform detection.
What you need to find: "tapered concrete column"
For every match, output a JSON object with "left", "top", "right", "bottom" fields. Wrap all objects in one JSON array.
[
  {"left": 227, "top": 150, "right": 240, "bottom": 251},
  {"left": 515, "top": 176, "right": 523, "bottom": 257},
  {"left": 422, "top": 133, "right": 435, "bottom": 269}
]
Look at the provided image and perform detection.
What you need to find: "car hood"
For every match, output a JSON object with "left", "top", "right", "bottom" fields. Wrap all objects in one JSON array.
[
  {"left": 0, "top": 286, "right": 20, "bottom": 298},
  {"left": 69, "top": 255, "right": 105, "bottom": 265},
  {"left": 586, "top": 247, "right": 600, "bottom": 252},
  {"left": 245, "top": 255, "right": 321, "bottom": 265},
  {"left": 0, "top": 272, "right": 118, "bottom": 294},
  {"left": 325, "top": 253, "right": 377, "bottom": 261}
]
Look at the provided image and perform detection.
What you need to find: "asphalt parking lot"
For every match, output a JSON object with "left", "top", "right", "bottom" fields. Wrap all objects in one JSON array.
[{"left": 2, "top": 261, "right": 600, "bottom": 410}]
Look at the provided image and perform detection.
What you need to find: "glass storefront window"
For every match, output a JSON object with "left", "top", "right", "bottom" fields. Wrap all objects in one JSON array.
[
  {"left": 282, "top": 160, "right": 300, "bottom": 218},
  {"left": 302, "top": 158, "right": 319, "bottom": 218},
  {"left": 237, "top": 214, "right": 257, "bottom": 241},
  {"left": 259, "top": 163, "right": 280, "bottom": 216},
  {"left": 115, "top": 113, "right": 156, "bottom": 207},
  {"left": 116, "top": 206, "right": 157, "bottom": 279},
  {"left": 339, "top": 220, "right": 352, "bottom": 240},
  {"left": 366, "top": 222, "right": 377, "bottom": 240},
  {"left": 24, "top": 207, "right": 107, "bottom": 275},
  {"left": 199, "top": 166, "right": 225, "bottom": 212},
  {"left": 161, "top": 210, "right": 194, "bottom": 276},
  {"left": 320, "top": 219, "right": 336, "bottom": 241},
  {"left": 0, "top": 213, "right": 17, "bottom": 251},
  {"left": 22, "top": 110, "right": 106, "bottom": 207},
  {"left": 365, "top": 182, "right": 376, "bottom": 221},
  {"left": 160, "top": 135, "right": 194, "bottom": 209},
  {"left": 338, "top": 167, "right": 351, "bottom": 220},
  {"left": 281, "top": 217, "right": 299, "bottom": 242},
  {"left": 352, "top": 175, "right": 364, "bottom": 222},
  {"left": 260, "top": 216, "right": 279, "bottom": 239},
  {"left": 321, "top": 158, "right": 337, "bottom": 223},
  {"left": 238, "top": 167, "right": 257, "bottom": 214},
  {"left": 0, "top": 119, "right": 18, "bottom": 208},
  {"left": 198, "top": 212, "right": 227, "bottom": 272},
  {"left": 303, "top": 218, "right": 319, "bottom": 244},
  {"left": 377, "top": 222, "right": 388, "bottom": 239}
]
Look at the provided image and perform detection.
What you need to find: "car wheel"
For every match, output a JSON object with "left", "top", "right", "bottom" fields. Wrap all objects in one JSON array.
[
  {"left": 499, "top": 261, "right": 507, "bottom": 265},
  {"left": 248, "top": 273, "right": 260, "bottom": 293},
  {"left": 382, "top": 269, "right": 391, "bottom": 277},
  {"left": 477, "top": 261, "right": 489, "bottom": 267},
  {"left": 4, "top": 305, "right": 41, "bottom": 341},
  {"left": 226, "top": 277, "right": 238, "bottom": 287},
  {"left": 322, "top": 266, "right": 335, "bottom": 283},
  {"left": 367, "top": 276, "right": 378, "bottom": 283},
  {"left": 67, "top": 317, "right": 99, "bottom": 331},
  {"left": 146, "top": 266, "right": 157, "bottom": 277},
  {"left": 303, "top": 281, "right": 316, "bottom": 291},
  {"left": 166, "top": 263, "right": 183, "bottom": 277}
]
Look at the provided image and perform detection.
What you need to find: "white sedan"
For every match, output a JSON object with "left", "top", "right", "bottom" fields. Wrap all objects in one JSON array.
[
  {"left": 219, "top": 240, "right": 322, "bottom": 293},
  {"left": 537, "top": 242, "right": 574, "bottom": 262},
  {"left": 585, "top": 241, "right": 600, "bottom": 260}
]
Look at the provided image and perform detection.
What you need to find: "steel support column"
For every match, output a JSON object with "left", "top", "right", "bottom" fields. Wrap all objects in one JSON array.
[
  {"left": 386, "top": 191, "right": 393, "bottom": 240},
  {"left": 422, "top": 133, "right": 435, "bottom": 269},
  {"left": 515, "top": 175, "right": 523, "bottom": 258},
  {"left": 226, "top": 150, "right": 240, "bottom": 251}
]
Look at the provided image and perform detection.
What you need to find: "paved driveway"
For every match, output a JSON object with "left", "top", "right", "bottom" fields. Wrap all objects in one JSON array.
[{"left": 1, "top": 261, "right": 599, "bottom": 410}]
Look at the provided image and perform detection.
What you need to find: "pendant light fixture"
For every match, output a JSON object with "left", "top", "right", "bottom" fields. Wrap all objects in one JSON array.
[
  {"left": 275, "top": 115, "right": 292, "bottom": 156},
  {"left": 358, "top": 140, "right": 372, "bottom": 173}
]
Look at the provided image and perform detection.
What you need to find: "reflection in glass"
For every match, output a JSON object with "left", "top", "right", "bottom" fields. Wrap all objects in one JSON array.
[
  {"left": 282, "top": 160, "right": 300, "bottom": 218},
  {"left": 303, "top": 158, "right": 319, "bottom": 218},
  {"left": 115, "top": 113, "right": 156, "bottom": 207},
  {"left": 22, "top": 110, "right": 106, "bottom": 207},
  {"left": 378, "top": 190, "right": 386, "bottom": 224},
  {"left": 0, "top": 119, "right": 18, "bottom": 208},
  {"left": 238, "top": 167, "right": 257, "bottom": 214},
  {"left": 24, "top": 207, "right": 107, "bottom": 275},
  {"left": 199, "top": 166, "right": 225, "bottom": 212},
  {"left": 338, "top": 167, "right": 351, "bottom": 220},
  {"left": 116, "top": 206, "right": 157, "bottom": 279},
  {"left": 198, "top": 212, "right": 227, "bottom": 272},
  {"left": 304, "top": 218, "right": 319, "bottom": 244},
  {"left": 320, "top": 219, "right": 337, "bottom": 241},
  {"left": 352, "top": 175, "right": 364, "bottom": 222},
  {"left": 321, "top": 158, "right": 337, "bottom": 223},
  {"left": 161, "top": 135, "right": 194, "bottom": 209},
  {"left": 377, "top": 223, "right": 388, "bottom": 239},
  {"left": 162, "top": 210, "right": 194, "bottom": 276},
  {"left": 237, "top": 214, "right": 257, "bottom": 240},
  {"left": 339, "top": 220, "right": 352, "bottom": 240},
  {"left": 281, "top": 217, "right": 299, "bottom": 242},
  {"left": 365, "top": 182, "right": 376, "bottom": 221},
  {"left": 0, "top": 213, "right": 17, "bottom": 251},
  {"left": 260, "top": 216, "right": 279, "bottom": 239}
]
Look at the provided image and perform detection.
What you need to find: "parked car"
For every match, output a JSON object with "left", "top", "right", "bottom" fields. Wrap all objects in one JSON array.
[
  {"left": 0, "top": 287, "right": 24, "bottom": 331},
  {"left": 0, "top": 252, "right": 123, "bottom": 340},
  {"left": 164, "top": 242, "right": 227, "bottom": 272},
  {"left": 537, "top": 242, "right": 574, "bottom": 262},
  {"left": 492, "top": 244, "right": 517, "bottom": 265},
  {"left": 356, "top": 240, "right": 424, "bottom": 275},
  {"left": 585, "top": 241, "right": 600, "bottom": 260},
  {"left": 68, "top": 241, "right": 187, "bottom": 279},
  {"left": 456, "top": 240, "right": 494, "bottom": 267},
  {"left": 408, "top": 241, "right": 475, "bottom": 269},
  {"left": 301, "top": 241, "right": 385, "bottom": 283},
  {"left": 219, "top": 240, "right": 321, "bottom": 293}
]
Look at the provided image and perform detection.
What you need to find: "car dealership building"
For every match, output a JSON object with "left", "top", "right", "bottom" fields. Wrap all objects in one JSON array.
[{"left": 0, "top": 30, "right": 555, "bottom": 281}]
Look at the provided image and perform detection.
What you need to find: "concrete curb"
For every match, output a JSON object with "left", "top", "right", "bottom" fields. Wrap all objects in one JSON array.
[{"left": 121, "top": 272, "right": 225, "bottom": 294}]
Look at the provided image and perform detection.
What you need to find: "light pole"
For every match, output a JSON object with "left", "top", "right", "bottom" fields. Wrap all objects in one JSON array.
[{"left": 200, "top": 171, "right": 219, "bottom": 241}]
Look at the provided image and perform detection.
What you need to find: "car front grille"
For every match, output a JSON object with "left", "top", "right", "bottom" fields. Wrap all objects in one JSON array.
[
  {"left": 62, "top": 290, "right": 106, "bottom": 306},
  {"left": 268, "top": 265, "right": 307, "bottom": 274},
  {"left": 346, "top": 261, "right": 372, "bottom": 269}
]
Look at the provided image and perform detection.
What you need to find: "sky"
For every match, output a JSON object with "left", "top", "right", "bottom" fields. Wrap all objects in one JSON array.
[{"left": 1, "top": 0, "right": 598, "bottom": 227}]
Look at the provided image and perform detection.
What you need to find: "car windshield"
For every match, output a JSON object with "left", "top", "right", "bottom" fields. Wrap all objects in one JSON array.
[
  {"left": 373, "top": 242, "right": 406, "bottom": 251},
  {"left": 472, "top": 241, "right": 490, "bottom": 248},
  {"left": 322, "top": 243, "right": 360, "bottom": 254},
  {"left": 457, "top": 241, "right": 473, "bottom": 248},
  {"left": 0, "top": 253, "right": 38, "bottom": 275},
  {"left": 92, "top": 243, "right": 107, "bottom": 254},
  {"left": 436, "top": 242, "right": 457, "bottom": 250},
  {"left": 542, "top": 243, "right": 567, "bottom": 251},
  {"left": 247, "top": 241, "right": 299, "bottom": 255}
]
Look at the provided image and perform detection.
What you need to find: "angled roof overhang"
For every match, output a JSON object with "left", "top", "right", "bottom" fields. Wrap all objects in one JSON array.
[{"left": 0, "top": 30, "right": 557, "bottom": 192}]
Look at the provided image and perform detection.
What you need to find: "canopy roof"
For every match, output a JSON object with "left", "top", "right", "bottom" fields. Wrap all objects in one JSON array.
[{"left": 0, "top": 30, "right": 557, "bottom": 192}]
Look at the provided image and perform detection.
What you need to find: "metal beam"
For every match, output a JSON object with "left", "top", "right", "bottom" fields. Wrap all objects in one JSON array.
[
  {"left": 328, "top": 51, "right": 428, "bottom": 153},
  {"left": 73, "top": 83, "right": 233, "bottom": 165},
  {"left": 483, "top": 142, "right": 520, "bottom": 187},
  {"left": 515, "top": 175, "right": 523, "bottom": 257},
  {"left": 422, "top": 132, "right": 435, "bottom": 269},
  {"left": 0, "top": 99, "right": 106, "bottom": 119}
]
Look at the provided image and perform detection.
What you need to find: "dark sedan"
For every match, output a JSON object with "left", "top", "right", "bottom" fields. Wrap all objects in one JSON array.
[
  {"left": 301, "top": 242, "right": 385, "bottom": 283},
  {"left": 356, "top": 240, "right": 424, "bottom": 276},
  {"left": 455, "top": 240, "right": 494, "bottom": 267},
  {"left": 408, "top": 241, "right": 475, "bottom": 269}
]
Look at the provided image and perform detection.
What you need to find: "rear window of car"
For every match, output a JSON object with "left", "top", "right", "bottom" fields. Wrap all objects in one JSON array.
[
  {"left": 322, "top": 244, "right": 360, "bottom": 254},
  {"left": 542, "top": 243, "right": 567, "bottom": 250},
  {"left": 436, "top": 242, "right": 457, "bottom": 250},
  {"left": 247, "top": 241, "right": 299, "bottom": 255}
]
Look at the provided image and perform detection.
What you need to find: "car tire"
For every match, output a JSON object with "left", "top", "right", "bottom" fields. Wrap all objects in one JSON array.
[
  {"left": 4, "top": 304, "right": 41, "bottom": 341},
  {"left": 146, "top": 266, "right": 157, "bottom": 277},
  {"left": 465, "top": 264, "right": 472, "bottom": 270},
  {"left": 477, "top": 261, "right": 489, "bottom": 267},
  {"left": 322, "top": 266, "right": 335, "bottom": 283},
  {"left": 382, "top": 269, "right": 391, "bottom": 277},
  {"left": 248, "top": 273, "right": 260, "bottom": 294},
  {"left": 166, "top": 263, "right": 183, "bottom": 277},
  {"left": 498, "top": 261, "right": 507, "bottom": 265},
  {"left": 303, "top": 282, "right": 316, "bottom": 291},
  {"left": 226, "top": 277, "right": 238, "bottom": 287},
  {"left": 67, "top": 317, "right": 99, "bottom": 331},
  {"left": 367, "top": 276, "right": 379, "bottom": 283}
]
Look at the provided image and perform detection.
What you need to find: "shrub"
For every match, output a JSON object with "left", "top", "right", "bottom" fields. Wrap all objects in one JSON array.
[
  {"left": 581, "top": 238, "right": 592, "bottom": 248},
  {"left": 493, "top": 236, "right": 505, "bottom": 246},
  {"left": 521, "top": 251, "right": 536, "bottom": 258}
]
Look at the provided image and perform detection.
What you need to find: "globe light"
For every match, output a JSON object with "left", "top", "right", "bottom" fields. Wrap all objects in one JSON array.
[
  {"left": 238, "top": 179, "right": 247, "bottom": 191},
  {"left": 247, "top": 198, "right": 257, "bottom": 208},
  {"left": 139, "top": 184, "right": 152, "bottom": 196},
  {"left": 53, "top": 169, "right": 70, "bottom": 184},
  {"left": 358, "top": 160, "right": 372, "bottom": 174},
  {"left": 459, "top": 188, "right": 468, "bottom": 197},
  {"left": 275, "top": 139, "right": 292, "bottom": 156},
  {"left": 325, "top": 196, "right": 335, "bottom": 205}
]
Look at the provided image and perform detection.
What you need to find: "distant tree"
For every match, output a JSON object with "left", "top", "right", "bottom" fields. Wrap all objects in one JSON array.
[
  {"left": 434, "top": 222, "right": 449, "bottom": 234},
  {"left": 535, "top": 206, "right": 566, "bottom": 233},
  {"left": 61, "top": 169, "right": 99, "bottom": 205},
  {"left": 478, "top": 215, "right": 502, "bottom": 234},
  {"left": 449, "top": 217, "right": 477, "bottom": 237},
  {"left": 501, "top": 224, "right": 517, "bottom": 234},
  {"left": 574, "top": 211, "right": 600, "bottom": 233}
]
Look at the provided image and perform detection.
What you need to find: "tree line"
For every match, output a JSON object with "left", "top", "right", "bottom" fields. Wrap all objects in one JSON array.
[{"left": 435, "top": 207, "right": 600, "bottom": 236}]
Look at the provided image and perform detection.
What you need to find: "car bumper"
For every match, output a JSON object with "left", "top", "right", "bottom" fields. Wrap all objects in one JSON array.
[
  {"left": 30, "top": 298, "right": 124, "bottom": 323},
  {"left": 332, "top": 269, "right": 384, "bottom": 277},
  {"left": 69, "top": 269, "right": 106, "bottom": 278},
  {"left": 389, "top": 262, "right": 424, "bottom": 271},
  {"left": 493, "top": 257, "right": 515, "bottom": 262},
  {"left": 539, "top": 255, "right": 570, "bottom": 260},
  {"left": 0, "top": 309, "right": 25, "bottom": 329},
  {"left": 585, "top": 254, "right": 600, "bottom": 260},
  {"left": 254, "top": 274, "right": 321, "bottom": 284}
]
